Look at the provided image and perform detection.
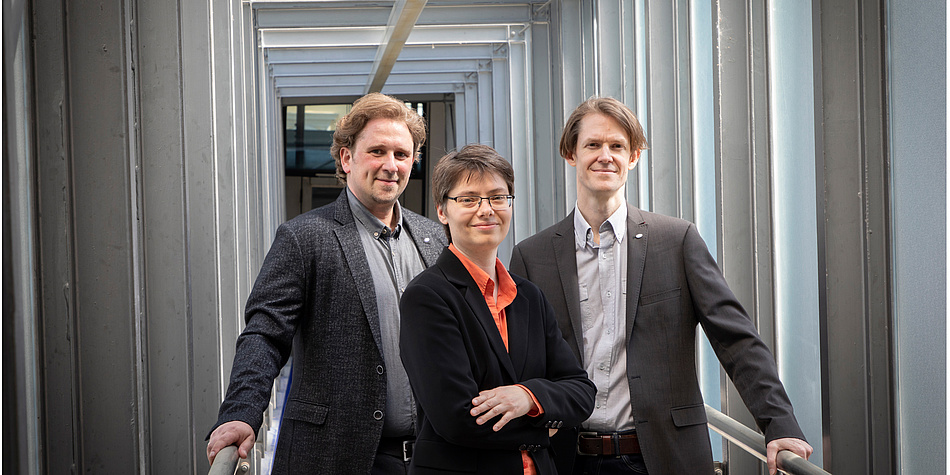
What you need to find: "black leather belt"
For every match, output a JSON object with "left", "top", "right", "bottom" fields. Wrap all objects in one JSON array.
[
  {"left": 378, "top": 436, "right": 415, "bottom": 462},
  {"left": 577, "top": 431, "right": 640, "bottom": 456}
]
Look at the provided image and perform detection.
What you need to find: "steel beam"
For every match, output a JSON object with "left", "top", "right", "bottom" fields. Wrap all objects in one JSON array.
[{"left": 366, "top": 0, "right": 428, "bottom": 93}]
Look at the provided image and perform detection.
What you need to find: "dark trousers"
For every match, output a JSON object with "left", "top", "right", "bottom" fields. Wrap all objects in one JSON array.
[
  {"left": 572, "top": 453, "right": 648, "bottom": 475},
  {"left": 371, "top": 451, "right": 411, "bottom": 475}
]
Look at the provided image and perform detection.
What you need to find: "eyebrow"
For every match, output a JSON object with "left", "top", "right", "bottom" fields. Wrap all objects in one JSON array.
[
  {"left": 454, "top": 187, "right": 508, "bottom": 195},
  {"left": 583, "top": 135, "right": 628, "bottom": 143}
]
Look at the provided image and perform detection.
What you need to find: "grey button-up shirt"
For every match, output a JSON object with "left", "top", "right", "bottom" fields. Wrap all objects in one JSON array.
[
  {"left": 347, "top": 189, "right": 426, "bottom": 438},
  {"left": 574, "top": 203, "right": 634, "bottom": 432}
]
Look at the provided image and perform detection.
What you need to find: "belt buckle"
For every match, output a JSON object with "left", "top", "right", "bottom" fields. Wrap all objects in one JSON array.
[
  {"left": 576, "top": 431, "right": 599, "bottom": 456},
  {"left": 402, "top": 440, "right": 414, "bottom": 462}
]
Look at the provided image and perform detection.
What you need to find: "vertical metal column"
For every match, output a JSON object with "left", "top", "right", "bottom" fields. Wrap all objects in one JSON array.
[
  {"left": 525, "top": 5, "right": 564, "bottom": 230},
  {"left": 814, "top": 0, "right": 894, "bottom": 472},
  {"left": 643, "top": 0, "right": 684, "bottom": 218},
  {"left": 32, "top": 0, "right": 142, "bottom": 471},
  {"left": 5, "top": 0, "right": 41, "bottom": 472},
  {"left": 712, "top": 0, "right": 775, "bottom": 473}
]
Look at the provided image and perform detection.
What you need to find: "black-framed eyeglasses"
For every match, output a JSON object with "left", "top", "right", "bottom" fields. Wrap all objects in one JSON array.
[{"left": 446, "top": 195, "right": 514, "bottom": 210}]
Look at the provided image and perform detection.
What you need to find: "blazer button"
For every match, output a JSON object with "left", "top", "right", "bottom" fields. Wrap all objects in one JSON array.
[
  {"left": 374, "top": 410, "right": 384, "bottom": 420},
  {"left": 376, "top": 365, "right": 384, "bottom": 375}
]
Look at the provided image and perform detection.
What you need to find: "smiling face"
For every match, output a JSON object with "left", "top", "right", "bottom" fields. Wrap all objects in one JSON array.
[
  {"left": 567, "top": 112, "right": 641, "bottom": 200},
  {"left": 340, "top": 118, "right": 415, "bottom": 221},
  {"left": 437, "top": 171, "right": 512, "bottom": 261}
]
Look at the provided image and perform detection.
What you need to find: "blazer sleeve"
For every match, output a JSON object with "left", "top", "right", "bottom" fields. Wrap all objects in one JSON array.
[
  {"left": 211, "top": 222, "right": 308, "bottom": 435},
  {"left": 683, "top": 224, "right": 806, "bottom": 443}
]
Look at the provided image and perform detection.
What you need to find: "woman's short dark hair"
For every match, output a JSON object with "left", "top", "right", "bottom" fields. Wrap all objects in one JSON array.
[{"left": 431, "top": 144, "right": 514, "bottom": 242}]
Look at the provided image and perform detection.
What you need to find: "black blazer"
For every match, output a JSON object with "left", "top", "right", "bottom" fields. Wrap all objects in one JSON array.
[
  {"left": 400, "top": 249, "right": 595, "bottom": 475},
  {"left": 509, "top": 205, "right": 806, "bottom": 474},
  {"left": 211, "top": 190, "right": 446, "bottom": 475}
]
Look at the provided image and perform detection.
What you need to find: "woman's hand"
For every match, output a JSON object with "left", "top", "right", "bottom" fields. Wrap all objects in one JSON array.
[{"left": 470, "top": 385, "right": 536, "bottom": 431}]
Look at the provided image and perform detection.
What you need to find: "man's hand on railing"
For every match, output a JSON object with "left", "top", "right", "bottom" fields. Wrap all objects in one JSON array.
[
  {"left": 766, "top": 437, "right": 814, "bottom": 475},
  {"left": 207, "top": 420, "right": 256, "bottom": 465}
]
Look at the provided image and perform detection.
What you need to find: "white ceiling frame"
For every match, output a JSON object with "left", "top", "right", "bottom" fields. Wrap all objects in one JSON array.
[
  {"left": 259, "top": 24, "right": 522, "bottom": 48},
  {"left": 271, "top": 58, "right": 484, "bottom": 77}
]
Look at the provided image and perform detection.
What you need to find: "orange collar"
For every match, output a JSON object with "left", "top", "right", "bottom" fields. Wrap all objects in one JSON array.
[{"left": 449, "top": 244, "right": 518, "bottom": 348}]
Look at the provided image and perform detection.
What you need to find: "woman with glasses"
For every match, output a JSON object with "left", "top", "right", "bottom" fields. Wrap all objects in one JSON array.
[{"left": 399, "top": 144, "right": 595, "bottom": 475}]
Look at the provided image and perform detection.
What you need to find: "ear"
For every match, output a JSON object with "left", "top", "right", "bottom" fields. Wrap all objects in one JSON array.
[
  {"left": 627, "top": 150, "right": 641, "bottom": 170},
  {"left": 436, "top": 204, "right": 449, "bottom": 225},
  {"left": 340, "top": 147, "right": 353, "bottom": 174},
  {"left": 564, "top": 152, "right": 578, "bottom": 168}
]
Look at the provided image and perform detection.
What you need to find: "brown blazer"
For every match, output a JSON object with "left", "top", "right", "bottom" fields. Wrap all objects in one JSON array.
[{"left": 509, "top": 204, "right": 806, "bottom": 474}]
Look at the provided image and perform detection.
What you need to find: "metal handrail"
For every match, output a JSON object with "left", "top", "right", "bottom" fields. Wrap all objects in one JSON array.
[
  {"left": 704, "top": 404, "right": 830, "bottom": 475},
  {"left": 208, "top": 446, "right": 251, "bottom": 475}
]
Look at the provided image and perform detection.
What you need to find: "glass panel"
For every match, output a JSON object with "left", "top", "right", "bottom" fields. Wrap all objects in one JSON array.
[
  {"left": 887, "top": 0, "right": 947, "bottom": 473},
  {"left": 635, "top": 0, "right": 650, "bottom": 211},
  {"left": 766, "top": 0, "right": 823, "bottom": 465},
  {"left": 689, "top": 0, "right": 723, "bottom": 461},
  {"left": 284, "top": 104, "right": 349, "bottom": 176}
]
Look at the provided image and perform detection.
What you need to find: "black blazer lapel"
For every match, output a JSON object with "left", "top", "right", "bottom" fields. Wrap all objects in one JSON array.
[
  {"left": 553, "top": 212, "right": 585, "bottom": 356},
  {"left": 625, "top": 204, "right": 648, "bottom": 343},
  {"left": 506, "top": 287, "right": 531, "bottom": 378},
  {"left": 332, "top": 191, "right": 384, "bottom": 352},
  {"left": 439, "top": 251, "right": 518, "bottom": 382}
]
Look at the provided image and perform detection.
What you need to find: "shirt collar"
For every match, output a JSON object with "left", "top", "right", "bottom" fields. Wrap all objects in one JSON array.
[
  {"left": 346, "top": 187, "right": 403, "bottom": 239},
  {"left": 573, "top": 202, "right": 628, "bottom": 249},
  {"left": 448, "top": 244, "right": 518, "bottom": 310}
]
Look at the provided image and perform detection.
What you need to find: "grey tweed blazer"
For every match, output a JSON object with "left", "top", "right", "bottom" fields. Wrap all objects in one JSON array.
[{"left": 212, "top": 190, "right": 446, "bottom": 475}]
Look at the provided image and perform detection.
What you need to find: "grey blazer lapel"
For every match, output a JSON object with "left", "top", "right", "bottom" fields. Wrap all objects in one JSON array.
[
  {"left": 625, "top": 204, "right": 648, "bottom": 343},
  {"left": 403, "top": 212, "right": 445, "bottom": 267},
  {"left": 332, "top": 192, "right": 384, "bottom": 352},
  {"left": 553, "top": 212, "right": 585, "bottom": 356}
]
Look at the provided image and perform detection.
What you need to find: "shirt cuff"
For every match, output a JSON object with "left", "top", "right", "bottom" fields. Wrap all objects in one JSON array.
[{"left": 515, "top": 384, "right": 544, "bottom": 417}]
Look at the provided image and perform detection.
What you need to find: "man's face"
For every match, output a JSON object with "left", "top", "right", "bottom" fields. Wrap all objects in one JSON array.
[
  {"left": 567, "top": 112, "right": 640, "bottom": 198},
  {"left": 340, "top": 118, "right": 416, "bottom": 216},
  {"left": 437, "top": 172, "right": 512, "bottom": 258}
]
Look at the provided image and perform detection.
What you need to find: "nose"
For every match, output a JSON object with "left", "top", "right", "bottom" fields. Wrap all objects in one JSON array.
[
  {"left": 596, "top": 145, "right": 612, "bottom": 161},
  {"left": 380, "top": 152, "right": 398, "bottom": 172},
  {"left": 476, "top": 198, "right": 495, "bottom": 215}
]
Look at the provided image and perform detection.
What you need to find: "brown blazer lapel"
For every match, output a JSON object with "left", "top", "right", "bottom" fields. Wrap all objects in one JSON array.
[
  {"left": 625, "top": 205, "right": 648, "bottom": 343},
  {"left": 552, "top": 213, "right": 585, "bottom": 356}
]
